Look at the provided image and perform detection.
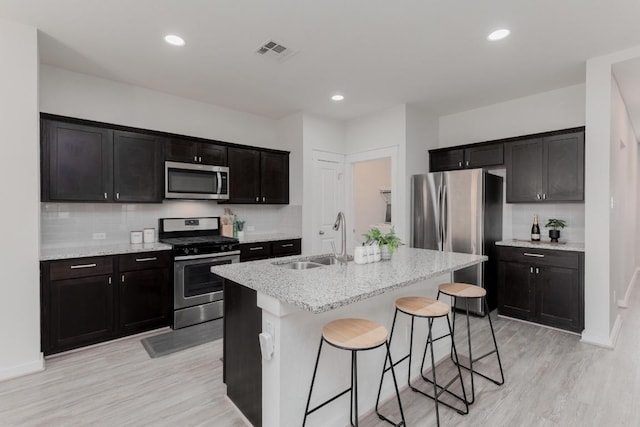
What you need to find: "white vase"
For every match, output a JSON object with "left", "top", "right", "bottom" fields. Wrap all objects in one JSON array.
[{"left": 381, "top": 244, "right": 391, "bottom": 260}]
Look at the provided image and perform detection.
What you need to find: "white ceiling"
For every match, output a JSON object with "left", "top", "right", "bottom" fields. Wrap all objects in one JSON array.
[{"left": 2, "top": 1, "right": 640, "bottom": 121}]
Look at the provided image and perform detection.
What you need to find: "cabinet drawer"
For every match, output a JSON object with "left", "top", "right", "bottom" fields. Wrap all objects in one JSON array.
[
  {"left": 119, "top": 251, "right": 171, "bottom": 272},
  {"left": 240, "top": 243, "right": 272, "bottom": 261},
  {"left": 49, "top": 256, "right": 114, "bottom": 281},
  {"left": 272, "top": 239, "right": 302, "bottom": 257},
  {"left": 497, "top": 246, "right": 580, "bottom": 269}
]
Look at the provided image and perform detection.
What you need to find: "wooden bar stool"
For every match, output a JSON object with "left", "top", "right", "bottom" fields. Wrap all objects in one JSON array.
[
  {"left": 303, "top": 318, "right": 405, "bottom": 427},
  {"left": 376, "top": 297, "right": 468, "bottom": 427},
  {"left": 437, "top": 283, "right": 505, "bottom": 404}
]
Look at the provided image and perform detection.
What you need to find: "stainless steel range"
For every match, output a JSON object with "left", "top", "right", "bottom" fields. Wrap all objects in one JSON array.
[{"left": 159, "top": 217, "right": 239, "bottom": 329}]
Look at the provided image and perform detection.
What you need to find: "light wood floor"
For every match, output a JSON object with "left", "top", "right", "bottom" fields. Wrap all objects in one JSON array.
[{"left": 1, "top": 288, "right": 640, "bottom": 426}]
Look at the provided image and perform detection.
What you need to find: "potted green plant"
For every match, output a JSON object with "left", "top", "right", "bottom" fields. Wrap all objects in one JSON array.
[
  {"left": 545, "top": 218, "right": 566, "bottom": 243},
  {"left": 364, "top": 227, "right": 403, "bottom": 260}
]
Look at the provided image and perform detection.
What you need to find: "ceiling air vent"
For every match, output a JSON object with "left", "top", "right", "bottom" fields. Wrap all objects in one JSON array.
[{"left": 256, "top": 40, "right": 297, "bottom": 62}]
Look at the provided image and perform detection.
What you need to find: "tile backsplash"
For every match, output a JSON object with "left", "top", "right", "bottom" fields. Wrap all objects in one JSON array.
[
  {"left": 41, "top": 201, "right": 302, "bottom": 247},
  {"left": 503, "top": 202, "right": 585, "bottom": 243}
]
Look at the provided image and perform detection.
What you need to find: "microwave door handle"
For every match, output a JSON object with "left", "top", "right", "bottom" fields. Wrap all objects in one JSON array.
[{"left": 217, "top": 172, "right": 222, "bottom": 194}]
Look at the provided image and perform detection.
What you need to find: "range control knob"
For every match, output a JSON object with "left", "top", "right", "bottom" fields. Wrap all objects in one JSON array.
[
  {"left": 182, "top": 247, "right": 190, "bottom": 255},
  {"left": 193, "top": 247, "right": 199, "bottom": 254}
]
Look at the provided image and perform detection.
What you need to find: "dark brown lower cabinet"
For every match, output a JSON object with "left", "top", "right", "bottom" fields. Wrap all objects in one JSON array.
[
  {"left": 41, "top": 251, "right": 171, "bottom": 355},
  {"left": 497, "top": 246, "right": 584, "bottom": 333},
  {"left": 224, "top": 280, "right": 262, "bottom": 427}
]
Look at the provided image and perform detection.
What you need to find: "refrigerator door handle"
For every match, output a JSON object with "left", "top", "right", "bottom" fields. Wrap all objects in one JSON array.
[
  {"left": 436, "top": 182, "right": 443, "bottom": 250},
  {"left": 441, "top": 183, "right": 448, "bottom": 250}
]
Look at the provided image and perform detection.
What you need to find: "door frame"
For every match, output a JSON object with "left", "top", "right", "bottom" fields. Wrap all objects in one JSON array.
[
  {"left": 345, "top": 146, "right": 399, "bottom": 252},
  {"left": 310, "top": 150, "right": 346, "bottom": 254}
]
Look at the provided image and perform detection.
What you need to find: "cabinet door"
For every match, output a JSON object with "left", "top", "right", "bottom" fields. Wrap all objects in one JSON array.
[
  {"left": 536, "top": 265, "right": 582, "bottom": 332},
  {"left": 43, "top": 120, "right": 113, "bottom": 202},
  {"left": 542, "top": 132, "right": 584, "bottom": 201},
  {"left": 199, "top": 143, "right": 227, "bottom": 166},
  {"left": 506, "top": 138, "right": 543, "bottom": 203},
  {"left": 429, "top": 149, "right": 464, "bottom": 172},
  {"left": 497, "top": 261, "right": 534, "bottom": 320},
  {"left": 260, "top": 151, "right": 289, "bottom": 204},
  {"left": 465, "top": 143, "right": 504, "bottom": 168},
  {"left": 49, "top": 275, "right": 114, "bottom": 353},
  {"left": 119, "top": 268, "right": 170, "bottom": 334},
  {"left": 165, "top": 138, "right": 198, "bottom": 163},
  {"left": 113, "top": 131, "right": 164, "bottom": 203},
  {"left": 227, "top": 147, "right": 261, "bottom": 203}
]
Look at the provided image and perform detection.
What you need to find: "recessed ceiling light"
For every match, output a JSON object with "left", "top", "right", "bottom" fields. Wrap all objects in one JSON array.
[
  {"left": 164, "top": 34, "right": 186, "bottom": 46},
  {"left": 331, "top": 94, "right": 345, "bottom": 101},
  {"left": 487, "top": 29, "right": 510, "bottom": 41}
]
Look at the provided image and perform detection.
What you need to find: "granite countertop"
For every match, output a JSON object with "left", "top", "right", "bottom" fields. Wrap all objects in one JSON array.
[
  {"left": 238, "top": 232, "right": 301, "bottom": 244},
  {"left": 40, "top": 241, "right": 172, "bottom": 261},
  {"left": 496, "top": 239, "right": 585, "bottom": 252},
  {"left": 211, "top": 246, "right": 487, "bottom": 313}
]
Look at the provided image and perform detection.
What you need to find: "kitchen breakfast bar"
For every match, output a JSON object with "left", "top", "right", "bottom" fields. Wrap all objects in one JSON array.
[{"left": 211, "top": 247, "right": 487, "bottom": 427}]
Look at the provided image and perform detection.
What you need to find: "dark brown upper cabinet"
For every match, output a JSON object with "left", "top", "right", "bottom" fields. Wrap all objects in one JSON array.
[
  {"left": 165, "top": 138, "right": 227, "bottom": 165},
  {"left": 42, "top": 120, "right": 113, "bottom": 202},
  {"left": 41, "top": 118, "right": 165, "bottom": 203},
  {"left": 113, "top": 131, "right": 164, "bottom": 202},
  {"left": 227, "top": 147, "right": 289, "bottom": 204},
  {"left": 506, "top": 130, "right": 584, "bottom": 203},
  {"left": 429, "top": 143, "right": 504, "bottom": 172}
]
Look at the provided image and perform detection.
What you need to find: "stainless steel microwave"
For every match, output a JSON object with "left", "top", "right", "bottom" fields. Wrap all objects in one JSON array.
[{"left": 165, "top": 161, "right": 229, "bottom": 200}]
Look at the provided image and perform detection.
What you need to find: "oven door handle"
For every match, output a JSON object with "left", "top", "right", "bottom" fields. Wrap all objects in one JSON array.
[{"left": 174, "top": 250, "right": 240, "bottom": 261}]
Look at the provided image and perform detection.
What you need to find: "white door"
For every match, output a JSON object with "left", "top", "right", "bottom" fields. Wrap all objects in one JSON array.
[{"left": 312, "top": 151, "right": 345, "bottom": 253}]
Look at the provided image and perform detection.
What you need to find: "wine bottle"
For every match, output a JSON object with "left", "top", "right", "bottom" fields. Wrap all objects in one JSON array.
[{"left": 531, "top": 214, "right": 541, "bottom": 241}]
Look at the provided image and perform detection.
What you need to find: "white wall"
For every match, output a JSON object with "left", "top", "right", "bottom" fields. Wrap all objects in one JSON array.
[
  {"left": 353, "top": 159, "right": 391, "bottom": 241},
  {"left": 0, "top": 20, "right": 43, "bottom": 380},
  {"left": 40, "top": 65, "right": 278, "bottom": 149},
  {"left": 439, "top": 84, "right": 586, "bottom": 147},
  {"left": 609, "top": 77, "right": 639, "bottom": 315}
]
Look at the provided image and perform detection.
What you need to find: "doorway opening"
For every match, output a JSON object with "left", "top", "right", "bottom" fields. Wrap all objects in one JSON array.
[{"left": 352, "top": 158, "right": 392, "bottom": 245}]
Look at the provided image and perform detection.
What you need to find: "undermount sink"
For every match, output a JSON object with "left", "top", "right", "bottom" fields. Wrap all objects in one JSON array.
[
  {"left": 308, "top": 256, "right": 340, "bottom": 265},
  {"left": 278, "top": 261, "right": 324, "bottom": 270}
]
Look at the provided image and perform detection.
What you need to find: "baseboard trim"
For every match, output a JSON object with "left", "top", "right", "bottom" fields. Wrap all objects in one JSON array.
[
  {"left": 580, "top": 314, "right": 622, "bottom": 349},
  {"left": 618, "top": 267, "right": 639, "bottom": 308},
  {"left": 0, "top": 353, "right": 44, "bottom": 382}
]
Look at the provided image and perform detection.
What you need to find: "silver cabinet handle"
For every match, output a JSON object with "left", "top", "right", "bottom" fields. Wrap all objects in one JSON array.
[
  {"left": 465, "top": 160, "right": 469, "bottom": 167},
  {"left": 104, "top": 192, "right": 108, "bottom": 199},
  {"left": 116, "top": 192, "right": 120, "bottom": 200},
  {"left": 194, "top": 155, "right": 198, "bottom": 162},
  {"left": 249, "top": 246, "right": 264, "bottom": 251},
  {"left": 281, "top": 244, "right": 293, "bottom": 248},
  {"left": 108, "top": 276, "right": 112, "bottom": 285},
  {"left": 121, "top": 274, "right": 125, "bottom": 283},
  {"left": 542, "top": 193, "right": 546, "bottom": 200},
  {"left": 458, "top": 161, "right": 462, "bottom": 167},
  {"left": 524, "top": 253, "right": 544, "bottom": 258},
  {"left": 536, "top": 194, "right": 541, "bottom": 200},
  {"left": 199, "top": 156, "right": 202, "bottom": 162},
  {"left": 255, "top": 196, "right": 259, "bottom": 202},
  {"left": 70, "top": 263, "right": 97, "bottom": 269},
  {"left": 530, "top": 267, "right": 534, "bottom": 273},
  {"left": 262, "top": 196, "right": 266, "bottom": 202},
  {"left": 136, "top": 257, "right": 157, "bottom": 262},
  {"left": 536, "top": 267, "right": 540, "bottom": 274},
  {"left": 319, "top": 230, "right": 325, "bottom": 235}
]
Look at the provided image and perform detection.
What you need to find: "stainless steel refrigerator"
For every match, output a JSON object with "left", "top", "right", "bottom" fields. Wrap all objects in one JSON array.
[{"left": 411, "top": 169, "right": 503, "bottom": 315}]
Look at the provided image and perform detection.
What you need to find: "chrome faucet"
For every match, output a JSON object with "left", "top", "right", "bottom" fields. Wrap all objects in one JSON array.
[{"left": 331, "top": 211, "right": 348, "bottom": 264}]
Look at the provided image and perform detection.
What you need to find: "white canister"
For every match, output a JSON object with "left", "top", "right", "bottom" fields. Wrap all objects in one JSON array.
[
  {"left": 354, "top": 246, "right": 368, "bottom": 264},
  {"left": 366, "top": 245, "right": 375, "bottom": 263},
  {"left": 130, "top": 231, "right": 143, "bottom": 244},
  {"left": 372, "top": 243, "right": 381, "bottom": 262},
  {"left": 143, "top": 228, "right": 156, "bottom": 243}
]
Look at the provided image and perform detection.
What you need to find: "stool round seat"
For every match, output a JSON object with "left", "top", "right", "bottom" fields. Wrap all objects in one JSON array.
[
  {"left": 322, "top": 318, "right": 388, "bottom": 350},
  {"left": 438, "top": 282, "right": 486, "bottom": 298},
  {"left": 396, "top": 296, "right": 450, "bottom": 318}
]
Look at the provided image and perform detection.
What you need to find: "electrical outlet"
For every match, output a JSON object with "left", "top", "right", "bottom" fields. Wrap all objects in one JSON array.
[{"left": 93, "top": 232, "right": 106, "bottom": 240}]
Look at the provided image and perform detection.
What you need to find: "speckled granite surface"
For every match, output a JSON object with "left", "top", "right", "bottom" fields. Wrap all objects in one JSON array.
[
  {"left": 41, "top": 242, "right": 172, "bottom": 261},
  {"left": 211, "top": 247, "right": 486, "bottom": 313},
  {"left": 238, "top": 233, "right": 301, "bottom": 244},
  {"left": 496, "top": 239, "right": 585, "bottom": 252}
]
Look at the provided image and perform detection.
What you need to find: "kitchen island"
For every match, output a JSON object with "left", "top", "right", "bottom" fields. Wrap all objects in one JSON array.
[{"left": 212, "top": 247, "right": 486, "bottom": 427}]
